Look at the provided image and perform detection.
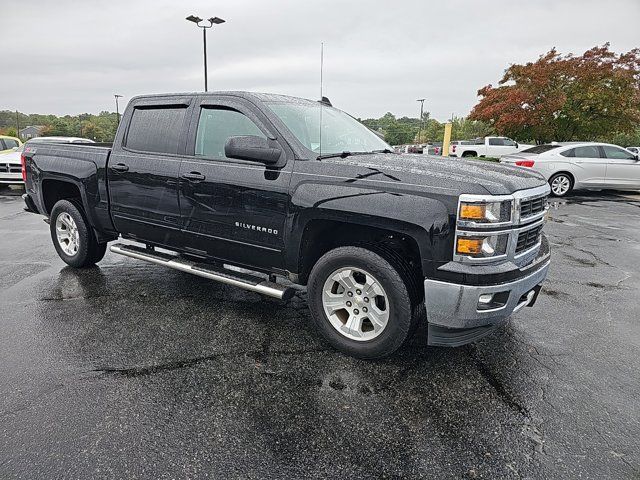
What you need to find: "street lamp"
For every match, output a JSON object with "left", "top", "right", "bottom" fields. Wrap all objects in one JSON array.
[
  {"left": 186, "top": 15, "right": 226, "bottom": 92},
  {"left": 114, "top": 94, "right": 123, "bottom": 124},
  {"left": 416, "top": 98, "right": 426, "bottom": 144}
]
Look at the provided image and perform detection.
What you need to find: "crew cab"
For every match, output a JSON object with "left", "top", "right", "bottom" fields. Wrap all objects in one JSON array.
[
  {"left": 22, "top": 92, "right": 551, "bottom": 358},
  {"left": 449, "top": 136, "right": 532, "bottom": 158}
]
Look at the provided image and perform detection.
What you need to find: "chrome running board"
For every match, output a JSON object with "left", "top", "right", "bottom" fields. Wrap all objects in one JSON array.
[{"left": 110, "top": 243, "right": 295, "bottom": 300}]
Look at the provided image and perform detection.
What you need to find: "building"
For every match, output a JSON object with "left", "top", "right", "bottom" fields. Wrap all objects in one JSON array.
[{"left": 19, "top": 126, "right": 44, "bottom": 140}]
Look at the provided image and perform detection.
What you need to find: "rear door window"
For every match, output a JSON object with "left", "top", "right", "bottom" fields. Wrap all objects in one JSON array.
[
  {"left": 488, "top": 138, "right": 504, "bottom": 146},
  {"left": 561, "top": 145, "right": 601, "bottom": 158},
  {"left": 195, "top": 107, "right": 266, "bottom": 159},
  {"left": 125, "top": 106, "right": 187, "bottom": 154}
]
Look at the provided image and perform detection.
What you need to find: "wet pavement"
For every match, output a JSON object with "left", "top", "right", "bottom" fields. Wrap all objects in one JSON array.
[{"left": 1, "top": 186, "right": 639, "bottom": 479}]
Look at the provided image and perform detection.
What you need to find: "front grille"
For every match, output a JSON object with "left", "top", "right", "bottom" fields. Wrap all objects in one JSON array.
[
  {"left": 520, "top": 195, "right": 547, "bottom": 219},
  {"left": 0, "top": 163, "right": 21, "bottom": 173},
  {"left": 516, "top": 225, "right": 542, "bottom": 254}
]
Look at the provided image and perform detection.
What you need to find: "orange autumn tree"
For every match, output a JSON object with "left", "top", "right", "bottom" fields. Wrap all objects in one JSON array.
[{"left": 469, "top": 44, "right": 640, "bottom": 143}]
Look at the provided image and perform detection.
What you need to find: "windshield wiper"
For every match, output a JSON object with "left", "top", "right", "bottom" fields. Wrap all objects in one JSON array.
[
  {"left": 316, "top": 151, "right": 356, "bottom": 160},
  {"left": 316, "top": 149, "right": 394, "bottom": 160},
  {"left": 369, "top": 148, "right": 395, "bottom": 154}
]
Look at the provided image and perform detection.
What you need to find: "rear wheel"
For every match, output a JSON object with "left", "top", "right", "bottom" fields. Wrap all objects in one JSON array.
[
  {"left": 307, "top": 246, "right": 417, "bottom": 359},
  {"left": 549, "top": 173, "right": 573, "bottom": 197},
  {"left": 50, "top": 199, "right": 105, "bottom": 268},
  {"left": 461, "top": 151, "right": 477, "bottom": 158}
]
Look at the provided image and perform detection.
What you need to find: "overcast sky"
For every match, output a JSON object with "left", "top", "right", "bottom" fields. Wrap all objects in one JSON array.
[{"left": 1, "top": 0, "right": 638, "bottom": 121}]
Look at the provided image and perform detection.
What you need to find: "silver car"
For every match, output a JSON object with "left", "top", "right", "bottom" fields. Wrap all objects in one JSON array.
[{"left": 500, "top": 142, "right": 640, "bottom": 197}]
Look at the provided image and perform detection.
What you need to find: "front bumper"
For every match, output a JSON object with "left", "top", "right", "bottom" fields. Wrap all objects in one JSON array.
[
  {"left": 424, "top": 259, "right": 550, "bottom": 346},
  {"left": 0, "top": 173, "right": 23, "bottom": 184}
]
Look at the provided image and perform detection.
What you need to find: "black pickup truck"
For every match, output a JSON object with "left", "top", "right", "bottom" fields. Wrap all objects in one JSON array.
[{"left": 22, "top": 92, "right": 551, "bottom": 358}]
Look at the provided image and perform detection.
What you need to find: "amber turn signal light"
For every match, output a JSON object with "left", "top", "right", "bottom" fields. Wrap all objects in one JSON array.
[
  {"left": 459, "top": 204, "right": 486, "bottom": 220},
  {"left": 456, "top": 238, "right": 483, "bottom": 255}
]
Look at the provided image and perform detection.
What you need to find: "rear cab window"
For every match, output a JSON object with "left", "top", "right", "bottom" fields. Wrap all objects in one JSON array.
[{"left": 125, "top": 106, "right": 188, "bottom": 154}]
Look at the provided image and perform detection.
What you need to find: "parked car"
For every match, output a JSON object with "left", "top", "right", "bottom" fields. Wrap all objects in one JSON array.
[
  {"left": 22, "top": 91, "right": 550, "bottom": 358},
  {"left": 1, "top": 137, "right": 95, "bottom": 186},
  {"left": 0, "top": 147, "right": 24, "bottom": 185},
  {"left": 0, "top": 136, "right": 22, "bottom": 154},
  {"left": 500, "top": 142, "right": 640, "bottom": 197},
  {"left": 449, "top": 136, "right": 532, "bottom": 159}
]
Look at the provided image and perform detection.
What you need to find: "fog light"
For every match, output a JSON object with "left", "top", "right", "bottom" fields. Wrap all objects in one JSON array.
[
  {"left": 477, "top": 290, "right": 510, "bottom": 311},
  {"left": 478, "top": 293, "right": 494, "bottom": 304}
]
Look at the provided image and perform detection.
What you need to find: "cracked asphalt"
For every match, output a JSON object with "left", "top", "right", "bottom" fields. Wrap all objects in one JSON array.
[{"left": 1, "top": 186, "right": 639, "bottom": 479}]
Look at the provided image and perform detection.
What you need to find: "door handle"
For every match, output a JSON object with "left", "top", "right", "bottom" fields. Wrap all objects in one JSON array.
[
  {"left": 111, "top": 163, "right": 129, "bottom": 172},
  {"left": 181, "top": 172, "right": 206, "bottom": 181}
]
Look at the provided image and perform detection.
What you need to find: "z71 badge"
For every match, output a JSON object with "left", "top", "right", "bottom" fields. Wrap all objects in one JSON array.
[{"left": 235, "top": 222, "right": 278, "bottom": 235}]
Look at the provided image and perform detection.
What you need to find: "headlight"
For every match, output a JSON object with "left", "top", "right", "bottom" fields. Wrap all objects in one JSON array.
[
  {"left": 455, "top": 234, "right": 509, "bottom": 259},
  {"left": 458, "top": 200, "right": 512, "bottom": 224}
]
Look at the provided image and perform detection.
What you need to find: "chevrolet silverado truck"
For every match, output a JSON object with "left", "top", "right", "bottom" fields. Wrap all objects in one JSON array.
[{"left": 21, "top": 92, "right": 551, "bottom": 358}]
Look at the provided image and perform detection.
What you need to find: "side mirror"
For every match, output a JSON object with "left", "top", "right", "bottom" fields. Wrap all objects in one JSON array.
[
  {"left": 225, "top": 135, "right": 282, "bottom": 164},
  {"left": 515, "top": 142, "right": 519, "bottom": 148}
]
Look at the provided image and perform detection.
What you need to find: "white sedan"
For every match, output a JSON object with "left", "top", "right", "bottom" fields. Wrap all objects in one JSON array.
[{"left": 500, "top": 142, "right": 640, "bottom": 197}]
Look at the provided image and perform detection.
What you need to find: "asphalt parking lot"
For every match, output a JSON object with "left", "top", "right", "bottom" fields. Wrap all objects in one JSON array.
[{"left": 1, "top": 186, "right": 639, "bottom": 479}]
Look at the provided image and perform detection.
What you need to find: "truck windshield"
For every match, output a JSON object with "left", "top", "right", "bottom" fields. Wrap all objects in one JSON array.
[{"left": 267, "top": 102, "right": 390, "bottom": 156}]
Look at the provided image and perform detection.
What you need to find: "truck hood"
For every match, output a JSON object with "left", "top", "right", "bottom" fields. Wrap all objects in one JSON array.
[
  {"left": 1, "top": 150, "right": 22, "bottom": 165},
  {"left": 327, "top": 153, "right": 546, "bottom": 195}
]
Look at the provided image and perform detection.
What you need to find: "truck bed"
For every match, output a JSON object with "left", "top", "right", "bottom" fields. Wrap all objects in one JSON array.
[{"left": 23, "top": 142, "right": 115, "bottom": 239}]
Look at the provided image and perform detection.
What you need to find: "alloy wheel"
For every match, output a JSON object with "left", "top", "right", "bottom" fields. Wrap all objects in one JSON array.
[
  {"left": 321, "top": 267, "right": 390, "bottom": 341},
  {"left": 55, "top": 212, "right": 80, "bottom": 256},
  {"left": 551, "top": 175, "right": 571, "bottom": 196}
]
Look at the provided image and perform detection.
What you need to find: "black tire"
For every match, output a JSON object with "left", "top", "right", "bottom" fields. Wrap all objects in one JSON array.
[
  {"left": 50, "top": 199, "right": 103, "bottom": 268},
  {"left": 307, "top": 246, "right": 417, "bottom": 359},
  {"left": 549, "top": 172, "right": 573, "bottom": 197},
  {"left": 461, "top": 151, "right": 477, "bottom": 158}
]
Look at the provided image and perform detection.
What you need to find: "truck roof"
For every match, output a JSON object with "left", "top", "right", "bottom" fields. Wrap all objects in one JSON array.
[{"left": 130, "top": 91, "right": 320, "bottom": 105}]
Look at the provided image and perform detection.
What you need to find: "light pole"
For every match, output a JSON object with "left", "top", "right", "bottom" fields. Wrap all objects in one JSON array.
[
  {"left": 416, "top": 98, "right": 426, "bottom": 144},
  {"left": 114, "top": 94, "right": 123, "bottom": 124},
  {"left": 186, "top": 15, "right": 225, "bottom": 92}
]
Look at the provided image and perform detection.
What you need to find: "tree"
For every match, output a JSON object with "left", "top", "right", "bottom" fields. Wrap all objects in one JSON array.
[
  {"left": 469, "top": 44, "right": 640, "bottom": 143},
  {"left": 361, "top": 112, "right": 419, "bottom": 145}
]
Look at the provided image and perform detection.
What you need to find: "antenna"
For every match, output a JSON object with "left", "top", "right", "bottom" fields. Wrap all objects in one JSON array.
[
  {"left": 320, "top": 42, "right": 324, "bottom": 100},
  {"left": 319, "top": 41, "right": 324, "bottom": 157}
]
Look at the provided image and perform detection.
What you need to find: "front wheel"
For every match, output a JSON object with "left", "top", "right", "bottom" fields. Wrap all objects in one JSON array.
[
  {"left": 307, "top": 246, "right": 417, "bottom": 359},
  {"left": 50, "top": 199, "right": 105, "bottom": 268},
  {"left": 549, "top": 173, "right": 573, "bottom": 197}
]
